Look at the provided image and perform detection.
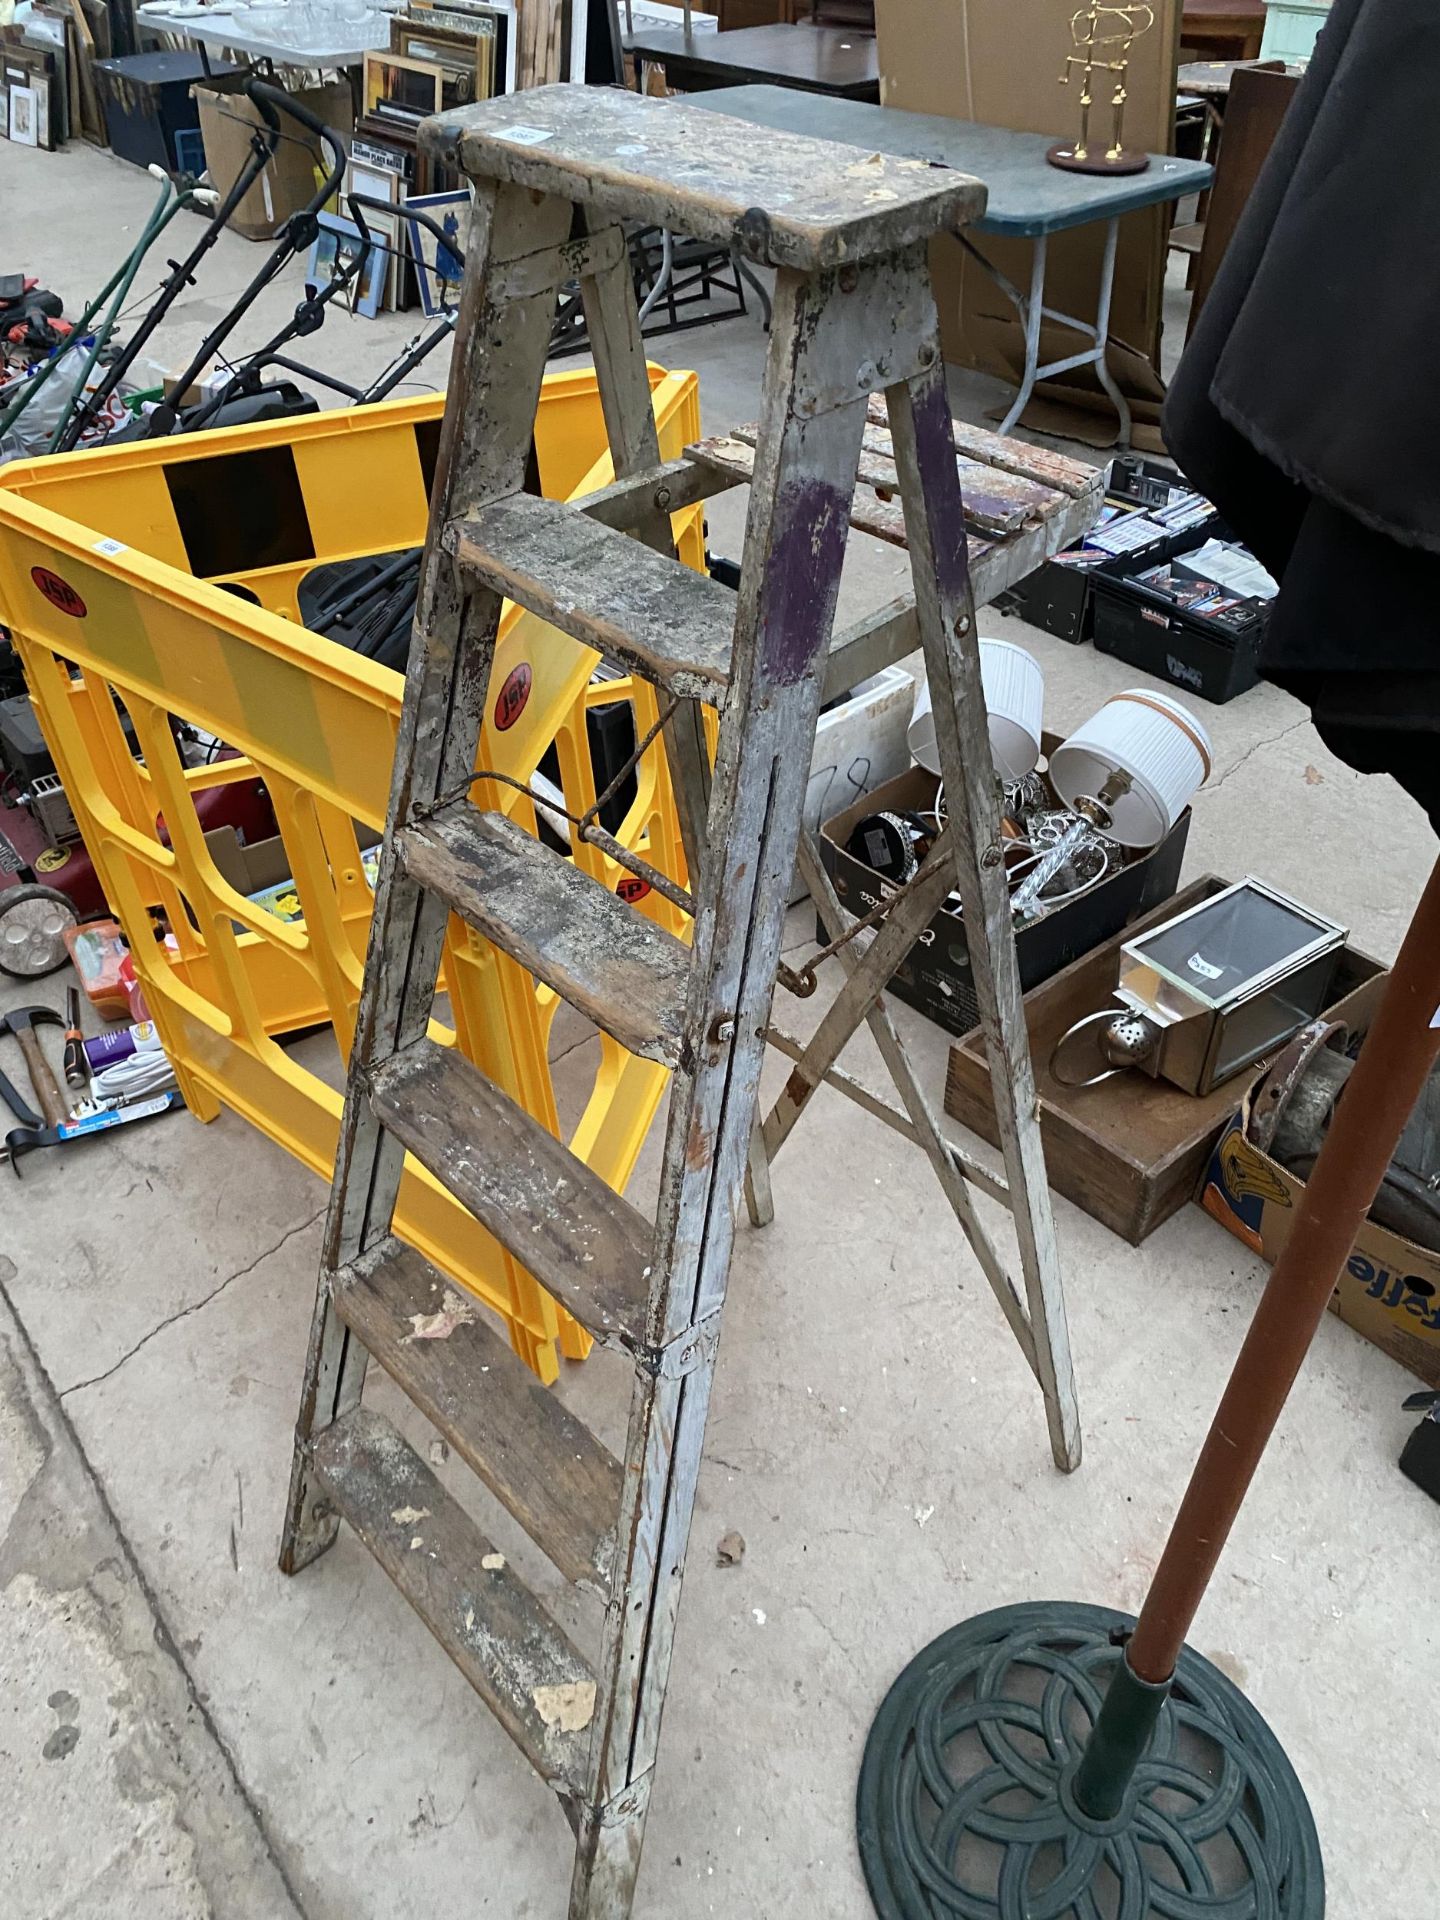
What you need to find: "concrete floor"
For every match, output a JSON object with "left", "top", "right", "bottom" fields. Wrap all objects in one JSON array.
[{"left": 3, "top": 137, "right": 1438, "bottom": 1919}]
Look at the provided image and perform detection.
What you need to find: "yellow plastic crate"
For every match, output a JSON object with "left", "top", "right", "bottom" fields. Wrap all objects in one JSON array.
[{"left": 0, "top": 367, "right": 702, "bottom": 1382}]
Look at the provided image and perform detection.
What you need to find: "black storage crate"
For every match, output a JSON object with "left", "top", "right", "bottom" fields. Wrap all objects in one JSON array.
[
  {"left": 94, "top": 53, "right": 237, "bottom": 172},
  {"left": 1000, "top": 554, "right": 1104, "bottom": 645},
  {"left": 1091, "top": 553, "right": 1266, "bottom": 705},
  {"left": 1000, "top": 458, "right": 1217, "bottom": 646}
]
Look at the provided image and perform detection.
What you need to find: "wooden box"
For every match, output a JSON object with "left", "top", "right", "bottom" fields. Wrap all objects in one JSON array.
[{"left": 944, "top": 876, "right": 1386, "bottom": 1244}]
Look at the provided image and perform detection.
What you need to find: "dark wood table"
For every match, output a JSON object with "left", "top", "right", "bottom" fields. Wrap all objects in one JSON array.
[
  {"left": 1180, "top": 1, "right": 1266, "bottom": 61},
  {"left": 623, "top": 22, "right": 880, "bottom": 100}
]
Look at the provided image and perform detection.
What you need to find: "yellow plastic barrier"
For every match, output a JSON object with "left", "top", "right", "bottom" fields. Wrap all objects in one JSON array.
[{"left": 0, "top": 369, "right": 701, "bottom": 1382}]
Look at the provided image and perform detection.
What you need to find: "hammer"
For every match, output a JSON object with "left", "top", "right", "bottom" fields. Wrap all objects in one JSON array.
[{"left": 0, "top": 1006, "right": 69, "bottom": 1131}]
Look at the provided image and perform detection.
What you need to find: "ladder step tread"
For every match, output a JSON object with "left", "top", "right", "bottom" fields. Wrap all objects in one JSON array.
[
  {"left": 398, "top": 805, "right": 691, "bottom": 1071},
  {"left": 687, "top": 431, "right": 997, "bottom": 562},
  {"left": 311, "top": 1408, "right": 595, "bottom": 1800},
  {"left": 454, "top": 491, "right": 733, "bottom": 706},
  {"left": 335, "top": 1239, "right": 623, "bottom": 1595},
  {"left": 367, "top": 1038, "right": 651, "bottom": 1353}
]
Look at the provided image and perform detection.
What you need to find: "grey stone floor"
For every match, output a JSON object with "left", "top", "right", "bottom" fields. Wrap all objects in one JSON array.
[{"left": 2, "top": 135, "right": 1437, "bottom": 1918}]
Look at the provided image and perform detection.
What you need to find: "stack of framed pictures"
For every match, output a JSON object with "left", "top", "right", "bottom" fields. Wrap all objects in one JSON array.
[
  {"left": 342, "top": 3, "right": 503, "bottom": 316},
  {"left": 2, "top": 38, "right": 60, "bottom": 150},
  {"left": 305, "top": 212, "right": 390, "bottom": 322}
]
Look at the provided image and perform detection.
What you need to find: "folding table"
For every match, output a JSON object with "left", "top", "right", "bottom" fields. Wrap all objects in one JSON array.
[{"left": 691, "top": 85, "right": 1212, "bottom": 446}]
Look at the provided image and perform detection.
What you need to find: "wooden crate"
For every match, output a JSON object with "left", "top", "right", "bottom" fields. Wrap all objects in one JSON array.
[{"left": 944, "top": 876, "right": 1386, "bottom": 1245}]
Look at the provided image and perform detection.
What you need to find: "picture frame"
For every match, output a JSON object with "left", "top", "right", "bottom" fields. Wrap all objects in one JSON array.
[
  {"left": 391, "top": 32, "right": 480, "bottom": 108},
  {"left": 8, "top": 84, "right": 39, "bottom": 147},
  {"left": 6, "top": 48, "right": 58, "bottom": 149},
  {"left": 350, "top": 132, "right": 415, "bottom": 184},
  {"left": 362, "top": 51, "right": 445, "bottom": 124},
  {"left": 390, "top": 15, "right": 475, "bottom": 58},
  {"left": 346, "top": 161, "right": 404, "bottom": 309},
  {"left": 404, "top": 189, "right": 470, "bottom": 319},
  {"left": 348, "top": 159, "right": 401, "bottom": 208},
  {"left": 306, "top": 211, "right": 386, "bottom": 320},
  {"left": 406, "top": 0, "right": 506, "bottom": 94}
]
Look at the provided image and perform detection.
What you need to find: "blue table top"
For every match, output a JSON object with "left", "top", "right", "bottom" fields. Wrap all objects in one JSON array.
[{"left": 688, "top": 87, "right": 1212, "bottom": 238}]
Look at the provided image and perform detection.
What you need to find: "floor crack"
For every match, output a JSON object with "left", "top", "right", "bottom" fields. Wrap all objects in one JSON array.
[
  {"left": 60, "top": 1205, "right": 325, "bottom": 1399},
  {"left": 547, "top": 1030, "right": 596, "bottom": 1068},
  {"left": 1202, "top": 716, "right": 1310, "bottom": 796}
]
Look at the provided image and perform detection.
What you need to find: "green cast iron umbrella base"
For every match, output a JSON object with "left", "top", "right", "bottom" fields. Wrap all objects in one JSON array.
[{"left": 858, "top": 1602, "right": 1323, "bottom": 1919}]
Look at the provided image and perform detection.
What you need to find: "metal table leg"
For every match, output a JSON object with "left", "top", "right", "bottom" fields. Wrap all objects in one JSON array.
[
  {"left": 999, "top": 234, "right": 1048, "bottom": 437},
  {"left": 636, "top": 227, "right": 674, "bottom": 325},
  {"left": 1088, "top": 216, "right": 1132, "bottom": 448},
  {"left": 731, "top": 251, "right": 773, "bottom": 330},
  {"left": 960, "top": 215, "right": 1131, "bottom": 448}
]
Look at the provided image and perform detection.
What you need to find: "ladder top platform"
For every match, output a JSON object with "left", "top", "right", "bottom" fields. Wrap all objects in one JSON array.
[{"left": 422, "top": 86, "right": 988, "bottom": 271}]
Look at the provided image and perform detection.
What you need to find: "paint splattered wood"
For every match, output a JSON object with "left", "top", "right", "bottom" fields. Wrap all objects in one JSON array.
[
  {"left": 708, "top": 424, "right": 1017, "bottom": 535},
  {"left": 398, "top": 805, "right": 691, "bottom": 1070},
  {"left": 867, "top": 392, "right": 1099, "bottom": 499},
  {"left": 335, "top": 1238, "right": 624, "bottom": 1594},
  {"left": 454, "top": 491, "right": 735, "bottom": 706},
  {"left": 367, "top": 1037, "right": 651, "bottom": 1354},
  {"left": 422, "top": 86, "right": 987, "bottom": 273},
  {"left": 860, "top": 422, "right": 1064, "bottom": 532},
  {"left": 688, "top": 431, "right": 995, "bottom": 563},
  {"left": 310, "top": 1407, "right": 596, "bottom": 1801}
]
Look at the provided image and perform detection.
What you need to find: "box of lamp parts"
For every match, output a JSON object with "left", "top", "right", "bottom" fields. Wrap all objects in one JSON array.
[
  {"left": 816, "top": 748, "right": 1189, "bottom": 1039},
  {"left": 1000, "top": 456, "right": 1217, "bottom": 646},
  {"left": 1199, "top": 977, "right": 1440, "bottom": 1390},
  {"left": 1090, "top": 534, "right": 1277, "bottom": 705}
]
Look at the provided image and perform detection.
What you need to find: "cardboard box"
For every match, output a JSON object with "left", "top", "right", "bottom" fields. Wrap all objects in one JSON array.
[
  {"left": 875, "top": 0, "right": 1183, "bottom": 441},
  {"left": 205, "top": 825, "right": 379, "bottom": 926},
  {"left": 205, "top": 825, "right": 297, "bottom": 897},
  {"left": 818, "top": 748, "right": 1189, "bottom": 1039},
  {"left": 193, "top": 78, "right": 354, "bottom": 241},
  {"left": 1199, "top": 977, "right": 1440, "bottom": 1390},
  {"left": 793, "top": 665, "right": 914, "bottom": 905},
  {"left": 946, "top": 876, "right": 1387, "bottom": 1243}
]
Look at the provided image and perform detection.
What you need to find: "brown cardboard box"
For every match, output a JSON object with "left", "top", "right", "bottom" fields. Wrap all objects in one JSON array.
[
  {"left": 818, "top": 749, "right": 1189, "bottom": 1039},
  {"left": 204, "top": 826, "right": 296, "bottom": 895},
  {"left": 1199, "top": 977, "right": 1440, "bottom": 1391},
  {"left": 875, "top": 0, "right": 1181, "bottom": 439},
  {"left": 205, "top": 824, "right": 378, "bottom": 898},
  {"left": 946, "top": 877, "right": 1387, "bottom": 1244},
  {"left": 193, "top": 77, "right": 354, "bottom": 241}
]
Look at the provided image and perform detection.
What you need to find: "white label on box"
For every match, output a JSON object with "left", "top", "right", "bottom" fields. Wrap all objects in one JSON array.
[
  {"left": 93, "top": 538, "right": 127, "bottom": 557},
  {"left": 1187, "top": 951, "right": 1224, "bottom": 981},
  {"left": 494, "top": 124, "right": 555, "bottom": 145}
]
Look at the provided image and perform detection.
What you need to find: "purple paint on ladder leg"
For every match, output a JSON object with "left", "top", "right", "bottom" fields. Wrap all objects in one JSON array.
[
  {"left": 759, "top": 477, "right": 852, "bottom": 685},
  {"left": 909, "top": 374, "right": 974, "bottom": 608}
]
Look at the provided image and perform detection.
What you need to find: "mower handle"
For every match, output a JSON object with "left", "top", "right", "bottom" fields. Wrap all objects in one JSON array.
[
  {"left": 246, "top": 77, "right": 347, "bottom": 211},
  {"left": 347, "top": 192, "right": 470, "bottom": 277}
]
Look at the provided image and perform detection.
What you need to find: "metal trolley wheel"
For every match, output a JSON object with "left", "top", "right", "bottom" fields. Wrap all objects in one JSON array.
[{"left": 0, "top": 885, "right": 78, "bottom": 979}]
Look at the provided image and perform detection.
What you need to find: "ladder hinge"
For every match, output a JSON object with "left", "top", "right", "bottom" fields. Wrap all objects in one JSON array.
[{"left": 638, "top": 1310, "right": 722, "bottom": 1381}]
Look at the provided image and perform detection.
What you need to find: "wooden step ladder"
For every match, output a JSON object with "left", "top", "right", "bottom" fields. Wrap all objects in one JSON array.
[{"left": 280, "top": 84, "right": 1079, "bottom": 1919}]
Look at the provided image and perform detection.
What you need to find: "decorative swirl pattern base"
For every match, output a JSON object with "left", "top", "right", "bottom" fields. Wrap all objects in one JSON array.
[{"left": 857, "top": 1603, "right": 1323, "bottom": 1919}]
